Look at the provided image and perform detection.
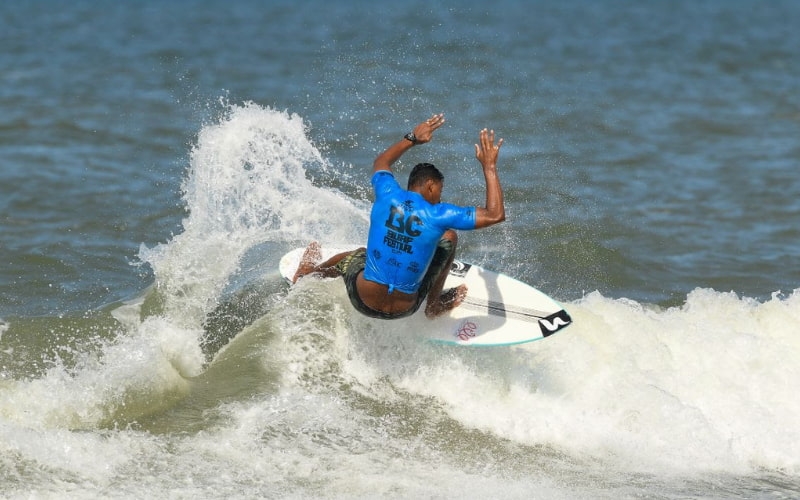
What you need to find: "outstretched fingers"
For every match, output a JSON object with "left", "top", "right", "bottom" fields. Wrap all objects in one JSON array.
[
  {"left": 426, "top": 113, "right": 446, "bottom": 130},
  {"left": 414, "top": 113, "right": 446, "bottom": 143},
  {"left": 475, "top": 128, "right": 503, "bottom": 164}
]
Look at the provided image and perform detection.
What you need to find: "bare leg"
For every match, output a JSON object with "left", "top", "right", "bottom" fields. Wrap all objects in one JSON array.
[
  {"left": 425, "top": 230, "right": 468, "bottom": 319},
  {"left": 292, "top": 242, "right": 360, "bottom": 283},
  {"left": 292, "top": 242, "right": 322, "bottom": 283}
]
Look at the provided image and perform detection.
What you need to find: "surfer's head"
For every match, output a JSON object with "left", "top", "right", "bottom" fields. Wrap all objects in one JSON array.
[
  {"left": 408, "top": 163, "right": 444, "bottom": 203},
  {"left": 408, "top": 163, "right": 443, "bottom": 189}
]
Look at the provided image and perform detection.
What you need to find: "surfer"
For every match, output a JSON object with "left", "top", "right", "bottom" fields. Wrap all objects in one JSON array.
[{"left": 294, "top": 113, "right": 506, "bottom": 319}]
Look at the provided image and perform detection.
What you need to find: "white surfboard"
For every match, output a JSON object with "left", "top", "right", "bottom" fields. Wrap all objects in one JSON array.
[{"left": 279, "top": 246, "right": 572, "bottom": 347}]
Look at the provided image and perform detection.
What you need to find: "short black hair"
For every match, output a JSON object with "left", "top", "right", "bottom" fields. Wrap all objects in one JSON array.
[{"left": 407, "top": 163, "right": 444, "bottom": 190}]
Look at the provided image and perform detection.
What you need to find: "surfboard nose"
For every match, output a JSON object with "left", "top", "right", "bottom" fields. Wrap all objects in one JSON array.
[{"left": 539, "top": 310, "right": 573, "bottom": 337}]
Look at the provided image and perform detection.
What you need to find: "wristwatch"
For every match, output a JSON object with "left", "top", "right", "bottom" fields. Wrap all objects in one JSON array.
[{"left": 404, "top": 132, "right": 418, "bottom": 144}]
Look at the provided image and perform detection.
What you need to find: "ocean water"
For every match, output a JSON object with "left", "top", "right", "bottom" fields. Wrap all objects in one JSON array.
[{"left": 2, "top": 1, "right": 800, "bottom": 498}]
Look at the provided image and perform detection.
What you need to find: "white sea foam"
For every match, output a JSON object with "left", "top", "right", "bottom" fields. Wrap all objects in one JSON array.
[
  {"left": 138, "top": 102, "right": 367, "bottom": 327},
  {"left": 366, "top": 288, "right": 800, "bottom": 474}
]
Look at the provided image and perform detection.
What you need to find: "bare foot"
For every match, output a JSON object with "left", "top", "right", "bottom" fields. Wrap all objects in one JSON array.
[
  {"left": 292, "top": 241, "right": 322, "bottom": 283},
  {"left": 425, "top": 285, "right": 468, "bottom": 319}
]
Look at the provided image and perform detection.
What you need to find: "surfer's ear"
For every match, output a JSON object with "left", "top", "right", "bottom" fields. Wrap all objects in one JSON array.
[{"left": 425, "top": 179, "right": 443, "bottom": 203}]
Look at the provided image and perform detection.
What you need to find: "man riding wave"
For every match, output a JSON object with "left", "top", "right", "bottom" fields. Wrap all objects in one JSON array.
[{"left": 294, "top": 113, "right": 506, "bottom": 320}]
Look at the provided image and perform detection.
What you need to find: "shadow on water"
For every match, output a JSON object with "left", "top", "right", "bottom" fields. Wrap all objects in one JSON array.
[
  {"left": 200, "top": 240, "right": 298, "bottom": 361},
  {"left": 201, "top": 278, "right": 287, "bottom": 361}
]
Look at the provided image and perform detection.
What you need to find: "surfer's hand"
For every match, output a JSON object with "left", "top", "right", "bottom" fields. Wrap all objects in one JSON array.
[
  {"left": 411, "top": 113, "right": 445, "bottom": 144},
  {"left": 475, "top": 128, "right": 503, "bottom": 169}
]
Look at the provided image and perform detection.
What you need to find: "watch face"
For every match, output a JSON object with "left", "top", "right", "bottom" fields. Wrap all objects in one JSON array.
[{"left": 405, "top": 133, "right": 416, "bottom": 142}]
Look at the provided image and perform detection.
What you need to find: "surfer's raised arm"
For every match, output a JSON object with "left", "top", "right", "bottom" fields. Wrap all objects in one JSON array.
[
  {"left": 473, "top": 128, "right": 506, "bottom": 229},
  {"left": 295, "top": 114, "right": 512, "bottom": 321},
  {"left": 372, "top": 113, "right": 446, "bottom": 173}
]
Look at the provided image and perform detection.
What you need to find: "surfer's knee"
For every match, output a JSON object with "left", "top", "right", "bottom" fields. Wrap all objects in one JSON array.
[{"left": 442, "top": 229, "right": 458, "bottom": 246}]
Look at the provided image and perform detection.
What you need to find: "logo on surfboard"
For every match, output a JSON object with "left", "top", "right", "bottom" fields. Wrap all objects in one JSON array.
[
  {"left": 454, "top": 319, "right": 479, "bottom": 341},
  {"left": 449, "top": 260, "right": 471, "bottom": 278},
  {"left": 538, "top": 310, "right": 572, "bottom": 336}
]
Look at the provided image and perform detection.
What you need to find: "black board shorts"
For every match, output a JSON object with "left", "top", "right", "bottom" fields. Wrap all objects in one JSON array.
[{"left": 335, "top": 239, "right": 455, "bottom": 320}]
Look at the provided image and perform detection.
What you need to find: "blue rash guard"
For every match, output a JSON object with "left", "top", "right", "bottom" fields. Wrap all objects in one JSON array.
[{"left": 363, "top": 170, "right": 476, "bottom": 294}]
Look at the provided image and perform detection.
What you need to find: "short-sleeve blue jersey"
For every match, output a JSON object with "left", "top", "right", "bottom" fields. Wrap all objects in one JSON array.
[{"left": 363, "top": 170, "right": 476, "bottom": 294}]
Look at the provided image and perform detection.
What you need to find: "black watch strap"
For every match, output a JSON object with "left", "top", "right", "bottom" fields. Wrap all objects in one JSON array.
[{"left": 404, "top": 132, "right": 418, "bottom": 144}]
